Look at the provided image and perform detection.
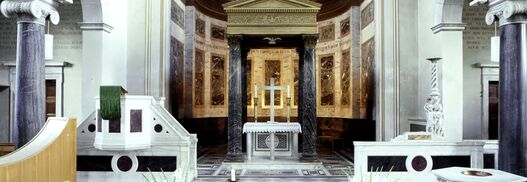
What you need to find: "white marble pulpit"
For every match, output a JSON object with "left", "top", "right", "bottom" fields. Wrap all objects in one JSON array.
[{"left": 243, "top": 122, "right": 301, "bottom": 160}]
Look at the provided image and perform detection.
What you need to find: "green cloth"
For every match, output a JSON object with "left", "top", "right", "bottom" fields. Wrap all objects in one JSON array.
[{"left": 100, "top": 86, "right": 122, "bottom": 120}]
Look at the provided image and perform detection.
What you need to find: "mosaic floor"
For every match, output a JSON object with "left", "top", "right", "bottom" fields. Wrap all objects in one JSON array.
[{"left": 195, "top": 145, "right": 354, "bottom": 181}]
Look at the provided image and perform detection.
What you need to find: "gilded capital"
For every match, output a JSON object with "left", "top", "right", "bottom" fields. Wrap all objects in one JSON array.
[
  {"left": 0, "top": 0, "right": 72, "bottom": 25},
  {"left": 485, "top": 0, "right": 527, "bottom": 26}
]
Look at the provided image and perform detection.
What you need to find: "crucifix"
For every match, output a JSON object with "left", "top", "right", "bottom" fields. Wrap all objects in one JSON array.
[{"left": 259, "top": 78, "right": 289, "bottom": 123}]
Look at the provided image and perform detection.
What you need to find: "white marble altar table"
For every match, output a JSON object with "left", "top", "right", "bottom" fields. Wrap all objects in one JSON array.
[{"left": 243, "top": 122, "right": 301, "bottom": 160}]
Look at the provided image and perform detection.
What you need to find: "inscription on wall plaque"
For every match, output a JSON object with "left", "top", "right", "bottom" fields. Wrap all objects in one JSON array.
[
  {"left": 211, "top": 55, "right": 226, "bottom": 105},
  {"left": 462, "top": 1, "right": 494, "bottom": 55}
]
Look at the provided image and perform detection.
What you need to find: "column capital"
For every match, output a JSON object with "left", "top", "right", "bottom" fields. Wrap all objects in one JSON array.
[
  {"left": 0, "top": 0, "right": 72, "bottom": 25},
  {"left": 484, "top": 0, "right": 527, "bottom": 26},
  {"left": 302, "top": 34, "right": 318, "bottom": 49},
  {"left": 227, "top": 34, "right": 243, "bottom": 47}
]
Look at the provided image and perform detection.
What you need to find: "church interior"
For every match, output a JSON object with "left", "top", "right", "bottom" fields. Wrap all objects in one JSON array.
[{"left": 0, "top": 0, "right": 527, "bottom": 181}]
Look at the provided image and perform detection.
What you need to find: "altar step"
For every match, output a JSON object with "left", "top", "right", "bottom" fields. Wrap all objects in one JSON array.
[
  {"left": 223, "top": 155, "right": 323, "bottom": 169},
  {"left": 194, "top": 177, "right": 349, "bottom": 182}
]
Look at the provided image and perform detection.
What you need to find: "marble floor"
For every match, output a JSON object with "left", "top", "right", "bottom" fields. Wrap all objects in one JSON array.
[{"left": 195, "top": 145, "right": 354, "bottom": 182}]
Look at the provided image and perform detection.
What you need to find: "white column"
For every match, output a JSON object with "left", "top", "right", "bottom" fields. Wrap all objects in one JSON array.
[
  {"left": 431, "top": 23, "right": 465, "bottom": 141},
  {"left": 246, "top": 133, "right": 252, "bottom": 160},
  {"left": 270, "top": 132, "right": 275, "bottom": 160}
]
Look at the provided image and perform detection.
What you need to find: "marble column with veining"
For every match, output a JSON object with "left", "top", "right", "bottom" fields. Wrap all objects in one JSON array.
[
  {"left": 299, "top": 35, "right": 318, "bottom": 161},
  {"left": 482, "top": 0, "right": 527, "bottom": 176},
  {"left": 226, "top": 35, "right": 244, "bottom": 161},
  {"left": 1, "top": 0, "right": 70, "bottom": 148}
]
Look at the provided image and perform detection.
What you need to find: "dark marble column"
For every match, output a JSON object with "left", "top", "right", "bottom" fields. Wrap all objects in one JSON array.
[
  {"left": 226, "top": 35, "right": 244, "bottom": 161},
  {"left": 498, "top": 23, "right": 527, "bottom": 176},
  {"left": 14, "top": 22, "right": 46, "bottom": 148},
  {"left": 299, "top": 35, "right": 318, "bottom": 161},
  {"left": 241, "top": 47, "right": 249, "bottom": 152}
]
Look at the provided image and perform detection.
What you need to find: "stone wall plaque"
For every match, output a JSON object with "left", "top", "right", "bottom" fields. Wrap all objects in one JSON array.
[
  {"left": 320, "top": 54, "right": 335, "bottom": 106},
  {"left": 211, "top": 54, "right": 226, "bottom": 106},
  {"left": 341, "top": 51, "right": 351, "bottom": 106},
  {"left": 194, "top": 49, "right": 205, "bottom": 106},
  {"left": 361, "top": 1, "right": 374, "bottom": 29}
]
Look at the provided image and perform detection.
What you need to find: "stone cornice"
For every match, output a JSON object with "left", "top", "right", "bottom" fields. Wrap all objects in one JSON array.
[
  {"left": 485, "top": 0, "right": 527, "bottom": 26},
  {"left": 431, "top": 23, "right": 466, "bottom": 34},
  {"left": 0, "top": 0, "right": 72, "bottom": 25},
  {"left": 78, "top": 22, "right": 114, "bottom": 33}
]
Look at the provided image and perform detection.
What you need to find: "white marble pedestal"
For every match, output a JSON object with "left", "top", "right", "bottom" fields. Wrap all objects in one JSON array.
[
  {"left": 243, "top": 122, "right": 301, "bottom": 160},
  {"left": 433, "top": 167, "right": 527, "bottom": 182}
]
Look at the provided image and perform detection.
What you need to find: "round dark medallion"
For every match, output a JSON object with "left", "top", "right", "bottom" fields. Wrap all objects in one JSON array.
[
  {"left": 411, "top": 155, "right": 427, "bottom": 172},
  {"left": 88, "top": 124, "right": 96, "bottom": 132},
  {"left": 117, "top": 156, "right": 133, "bottom": 172},
  {"left": 154, "top": 124, "right": 163, "bottom": 133}
]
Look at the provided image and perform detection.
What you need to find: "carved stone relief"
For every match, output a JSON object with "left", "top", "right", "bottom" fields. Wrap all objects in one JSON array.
[
  {"left": 194, "top": 49, "right": 205, "bottom": 106},
  {"left": 320, "top": 55, "right": 335, "bottom": 106},
  {"left": 319, "top": 24, "right": 335, "bottom": 42},
  {"left": 211, "top": 54, "right": 226, "bottom": 106},
  {"left": 340, "top": 16, "right": 350, "bottom": 37},
  {"left": 171, "top": 2, "right": 184, "bottom": 28},
  {"left": 195, "top": 17, "right": 205, "bottom": 38},
  {"left": 211, "top": 25, "right": 226, "bottom": 41},
  {"left": 361, "top": 1, "right": 374, "bottom": 29},
  {"left": 341, "top": 51, "right": 351, "bottom": 106},
  {"left": 360, "top": 38, "right": 375, "bottom": 118}
]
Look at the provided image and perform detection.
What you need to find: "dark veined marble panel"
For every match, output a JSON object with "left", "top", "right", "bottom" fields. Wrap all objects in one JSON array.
[
  {"left": 294, "top": 59, "right": 299, "bottom": 106},
  {"left": 247, "top": 59, "right": 252, "bottom": 105},
  {"left": 361, "top": 38, "right": 375, "bottom": 118},
  {"left": 341, "top": 17, "right": 350, "bottom": 37},
  {"left": 320, "top": 55, "right": 335, "bottom": 106},
  {"left": 171, "top": 1, "right": 184, "bottom": 28},
  {"left": 169, "top": 37, "right": 184, "bottom": 115},
  {"left": 194, "top": 49, "right": 205, "bottom": 106},
  {"left": 211, "top": 55, "right": 226, "bottom": 105},
  {"left": 195, "top": 17, "right": 205, "bottom": 38},
  {"left": 341, "top": 51, "right": 351, "bottom": 106},
  {"left": 319, "top": 24, "right": 335, "bottom": 42},
  {"left": 211, "top": 25, "right": 226, "bottom": 41},
  {"left": 361, "top": 1, "right": 374, "bottom": 30},
  {"left": 130, "top": 109, "right": 142, "bottom": 132},
  {"left": 265, "top": 60, "right": 281, "bottom": 106}
]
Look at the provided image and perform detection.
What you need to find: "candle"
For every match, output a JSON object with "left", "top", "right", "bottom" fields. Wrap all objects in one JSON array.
[
  {"left": 230, "top": 168, "right": 236, "bottom": 181},
  {"left": 287, "top": 85, "right": 290, "bottom": 98},
  {"left": 254, "top": 84, "right": 258, "bottom": 98}
]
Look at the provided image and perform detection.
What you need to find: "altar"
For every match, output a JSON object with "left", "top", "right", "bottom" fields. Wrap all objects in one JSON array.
[{"left": 243, "top": 122, "right": 301, "bottom": 160}]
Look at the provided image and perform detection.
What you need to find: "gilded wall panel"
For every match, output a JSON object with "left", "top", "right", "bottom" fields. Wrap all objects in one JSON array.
[
  {"left": 293, "top": 59, "right": 299, "bottom": 106},
  {"left": 247, "top": 59, "right": 252, "bottom": 106},
  {"left": 211, "top": 54, "right": 226, "bottom": 106},
  {"left": 264, "top": 60, "right": 282, "bottom": 106},
  {"left": 194, "top": 49, "right": 205, "bottom": 106},
  {"left": 320, "top": 55, "right": 335, "bottom": 106},
  {"left": 360, "top": 38, "right": 375, "bottom": 118},
  {"left": 341, "top": 51, "right": 351, "bottom": 106}
]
